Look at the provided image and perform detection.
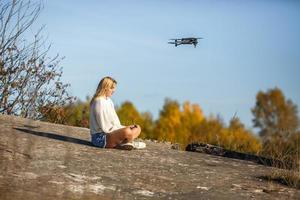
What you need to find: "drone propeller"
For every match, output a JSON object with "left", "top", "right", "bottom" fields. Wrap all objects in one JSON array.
[
  {"left": 168, "top": 42, "right": 176, "bottom": 44},
  {"left": 169, "top": 39, "right": 178, "bottom": 40},
  {"left": 196, "top": 37, "right": 203, "bottom": 39}
]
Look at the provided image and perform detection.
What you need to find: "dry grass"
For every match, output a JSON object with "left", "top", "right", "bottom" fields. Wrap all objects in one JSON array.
[
  {"left": 268, "top": 168, "right": 300, "bottom": 189},
  {"left": 261, "top": 141, "right": 300, "bottom": 189}
]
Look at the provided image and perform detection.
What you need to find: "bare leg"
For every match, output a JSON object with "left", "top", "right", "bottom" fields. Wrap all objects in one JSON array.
[{"left": 106, "top": 125, "right": 141, "bottom": 148}]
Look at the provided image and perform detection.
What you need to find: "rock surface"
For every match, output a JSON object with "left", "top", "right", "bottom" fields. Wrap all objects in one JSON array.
[{"left": 0, "top": 114, "right": 299, "bottom": 200}]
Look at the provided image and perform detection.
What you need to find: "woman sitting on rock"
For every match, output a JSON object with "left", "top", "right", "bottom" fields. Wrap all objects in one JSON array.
[{"left": 89, "top": 76, "right": 146, "bottom": 150}]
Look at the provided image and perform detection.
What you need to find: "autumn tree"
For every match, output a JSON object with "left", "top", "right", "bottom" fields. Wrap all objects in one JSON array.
[
  {"left": 190, "top": 115, "right": 225, "bottom": 146},
  {"left": 252, "top": 87, "right": 299, "bottom": 143},
  {"left": 117, "top": 101, "right": 142, "bottom": 125},
  {"left": 63, "top": 97, "right": 90, "bottom": 128},
  {"left": 252, "top": 87, "right": 299, "bottom": 167},
  {"left": 0, "top": 0, "right": 73, "bottom": 119},
  {"left": 178, "top": 101, "right": 204, "bottom": 145},
  {"left": 189, "top": 115, "right": 261, "bottom": 154},
  {"left": 225, "top": 117, "right": 261, "bottom": 154},
  {"left": 154, "top": 99, "right": 205, "bottom": 148},
  {"left": 41, "top": 97, "right": 90, "bottom": 128},
  {"left": 154, "top": 99, "right": 181, "bottom": 142},
  {"left": 116, "top": 101, "right": 154, "bottom": 139},
  {"left": 139, "top": 111, "right": 155, "bottom": 139}
]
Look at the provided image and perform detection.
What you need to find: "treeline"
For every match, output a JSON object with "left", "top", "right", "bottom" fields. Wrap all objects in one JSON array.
[
  {"left": 118, "top": 99, "right": 262, "bottom": 153},
  {"left": 41, "top": 97, "right": 260, "bottom": 153},
  {"left": 43, "top": 98, "right": 261, "bottom": 153},
  {"left": 41, "top": 87, "right": 300, "bottom": 161}
]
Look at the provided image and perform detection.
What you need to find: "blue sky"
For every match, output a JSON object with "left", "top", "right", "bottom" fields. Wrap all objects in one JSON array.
[{"left": 31, "top": 0, "right": 300, "bottom": 130}]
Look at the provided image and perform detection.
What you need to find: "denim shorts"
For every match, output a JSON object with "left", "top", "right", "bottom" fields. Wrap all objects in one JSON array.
[{"left": 91, "top": 132, "right": 107, "bottom": 148}]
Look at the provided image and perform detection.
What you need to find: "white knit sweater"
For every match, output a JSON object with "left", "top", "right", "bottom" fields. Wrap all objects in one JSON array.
[{"left": 89, "top": 97, "right": 124, "bottom": 135}]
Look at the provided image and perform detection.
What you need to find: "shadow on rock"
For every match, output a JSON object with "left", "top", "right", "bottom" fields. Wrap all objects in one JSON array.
[{"left": 14, "top": 127, "right": 94, "bottom": 147}]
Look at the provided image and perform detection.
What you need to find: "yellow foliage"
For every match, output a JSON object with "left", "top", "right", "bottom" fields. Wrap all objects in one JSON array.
[
  {"left": 117, "top": 101, "right": 154, "bottom": 139},
  {"left": 225, "top": 118, "right": 262, "bottom": 154},
  {"left": 154, "top": 99, "right": 205, "bottom": 148},
  {"left": 41, "top": 96, "right": 263, "bottom": 155}
]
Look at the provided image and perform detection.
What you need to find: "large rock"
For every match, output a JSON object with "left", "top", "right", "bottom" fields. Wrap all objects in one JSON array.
[{"left": 0, "top": 114, "right": 299, "bottom": 199}]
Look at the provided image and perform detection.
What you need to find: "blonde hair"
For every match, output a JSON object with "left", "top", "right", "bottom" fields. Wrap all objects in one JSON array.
[{"left": 91, "top": 76, "right": 117, "bottom": 104}]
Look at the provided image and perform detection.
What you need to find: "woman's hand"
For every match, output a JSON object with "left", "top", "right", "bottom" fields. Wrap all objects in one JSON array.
[{"left": 129, "top": 124, "right": 138, "bottom": 129}]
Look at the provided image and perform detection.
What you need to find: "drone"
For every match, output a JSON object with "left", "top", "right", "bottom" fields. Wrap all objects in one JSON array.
[{"left": 168, "top": 37, "right": 203, "bottom": 48}]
